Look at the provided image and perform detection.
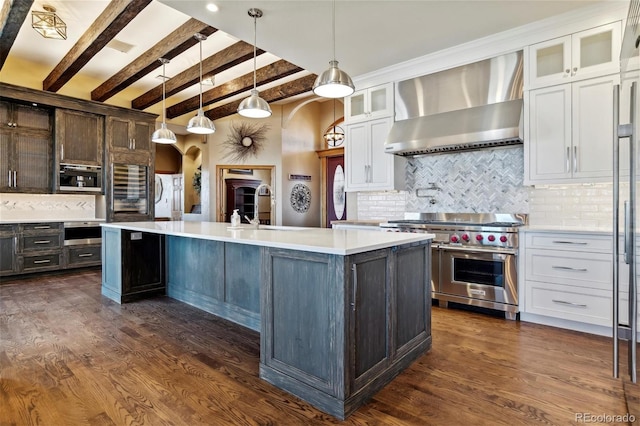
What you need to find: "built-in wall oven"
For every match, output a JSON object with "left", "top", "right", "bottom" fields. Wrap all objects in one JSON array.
[{"left": 380, "top": 213, "right": 526, "bottom": 320}]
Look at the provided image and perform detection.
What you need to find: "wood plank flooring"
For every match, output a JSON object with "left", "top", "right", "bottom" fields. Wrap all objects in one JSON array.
[{"left": 0, "top": 269, "right": 632, "bottom": 425}]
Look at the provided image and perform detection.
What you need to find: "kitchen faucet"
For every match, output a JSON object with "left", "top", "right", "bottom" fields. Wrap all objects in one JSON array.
[{"left": 247, "top": 183, "right": 273, "bottom": 228}]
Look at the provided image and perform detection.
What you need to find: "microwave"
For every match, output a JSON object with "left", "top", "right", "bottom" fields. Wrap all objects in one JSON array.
[{"left": 59, "top": 164, "right": 102, "bottom": 192}]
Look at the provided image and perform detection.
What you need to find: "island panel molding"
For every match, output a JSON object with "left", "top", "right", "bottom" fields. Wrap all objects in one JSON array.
[{"left": 100, "top": 221, "right": 433, "bottom": 419}]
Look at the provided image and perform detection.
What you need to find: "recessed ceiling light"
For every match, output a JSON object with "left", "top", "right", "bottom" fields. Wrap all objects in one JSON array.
[{"left": 206, "top": 3, "right": 219, "bottom": 13}]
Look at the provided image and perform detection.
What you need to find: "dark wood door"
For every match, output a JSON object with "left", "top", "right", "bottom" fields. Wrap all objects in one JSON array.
[
  {"left": 121, "top": 230, "right": 165, "bottom": 296},
  {"left": 326, "top": 155, "right": 346, "bottom": 227}
]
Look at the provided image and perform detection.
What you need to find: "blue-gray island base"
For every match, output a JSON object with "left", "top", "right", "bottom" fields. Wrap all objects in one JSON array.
[{"left": 100, "top": 222, "right": 433, "bottom": 420}]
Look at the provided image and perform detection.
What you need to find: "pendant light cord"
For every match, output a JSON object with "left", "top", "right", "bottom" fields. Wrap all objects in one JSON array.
[
  {"left": 162, "top": 61, "right": 167, "bottom": 123},
  {"left": 332, "top": 0, "right": 336, "bottom": 62},
  {"left": 198, "top": 38, "right": 204, "bottom": 110},
  {"left": 253, "top": 13, "right": 257, "bottom": 89}
]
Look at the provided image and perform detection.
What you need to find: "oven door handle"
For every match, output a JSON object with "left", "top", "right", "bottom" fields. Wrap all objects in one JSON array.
[{"left": 439, "top": 245, "right": 517, "bottom": 256}]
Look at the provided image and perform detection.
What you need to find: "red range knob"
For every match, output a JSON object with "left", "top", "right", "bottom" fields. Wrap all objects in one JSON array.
[
  {"left": 488, "top": 235, "right": 496, "bottom": 242},
  {"left": 500, "top": 235, "right": 508, "bottom": 243},
  {"left": 461, "top": 233, "right": 470, "bottom": 241},
  {"left": 451, "top": 235, "right": 459, "bottom": 243},
  {"left": 476, "top": 234, "right": 483, "bottom": 241}
]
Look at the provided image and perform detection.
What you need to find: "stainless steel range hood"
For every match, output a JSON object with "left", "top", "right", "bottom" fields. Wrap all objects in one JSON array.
[{"left": 385, "top": 50, "right": 524, "bottom": 156}]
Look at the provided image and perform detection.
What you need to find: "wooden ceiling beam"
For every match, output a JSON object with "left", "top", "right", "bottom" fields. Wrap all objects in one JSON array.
[
  {"left": 0, "top": 0, "right": 34, "bottom": 70},
  {"left": 132, "top": 41, "right": 262, "bottom": 111},
  {"left": 42, "top": 0, "right": 152, "bottom": 93},
  {"left": 166, "top": 59, "right": 303, "bottom": 119},
  {"left": 204, "top": 74, "right": 317, "bottom": 121},
  {"left": 91, "top": 19, "right": 217, "bottom": 102}
]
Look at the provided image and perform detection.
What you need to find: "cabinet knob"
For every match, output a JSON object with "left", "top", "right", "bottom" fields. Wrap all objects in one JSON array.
[{"left": 565, "top": 69, "right": 570, "bottom": 75}]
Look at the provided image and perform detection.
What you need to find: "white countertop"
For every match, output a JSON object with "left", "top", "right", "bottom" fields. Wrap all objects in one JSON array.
[
  {"left": 1, "top": 218, "right": 105, "bottom": 224},
  {"left": 101, "top": 221, "right": 434, "bottom": 255},
  {"left": 522, "top": 225, "right": 613, "bottom": 235}
]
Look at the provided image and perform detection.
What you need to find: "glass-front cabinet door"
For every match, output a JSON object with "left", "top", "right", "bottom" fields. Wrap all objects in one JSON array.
[
  {"left": 529, "top": 22, "right": 621, "bottom": 89},
  {"left": 344, "top": 83, "right": 393, "bottom": 123},
  {"left": 110, "top": 163, "right": 151, "bottom": 221}
]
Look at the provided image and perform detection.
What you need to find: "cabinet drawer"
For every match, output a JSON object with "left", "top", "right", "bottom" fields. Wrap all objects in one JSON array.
[
  {"left": 21, "top": 253, "right": 62, "bottom": 271},
  {"left": 525, "top": 249, "right": 611, "bottom": 290},
  {"left": 525, "top": 233, "right": 611, "bottom": 253},
  {"left": 65, "top": 245, "right": 101, "bottom": 267},
  {"left": 22, "top": 234, "right": 62, "bottom": 251},
  {"left": 22, "top": 222, "right": 62, "bottom": 232},
  {"left": 525, "top": 281, "right": 611, "bottom": 326}
]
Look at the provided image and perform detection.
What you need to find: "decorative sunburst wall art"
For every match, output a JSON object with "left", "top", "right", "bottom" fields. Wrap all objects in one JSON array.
[{"left": 222, "top": 121, "right": 270, "bottom": 163}]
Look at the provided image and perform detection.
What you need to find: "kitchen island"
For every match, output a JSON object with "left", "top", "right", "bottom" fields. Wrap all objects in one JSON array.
[{"left": 100, "top": 221, "right": 433, "bottom": 419}]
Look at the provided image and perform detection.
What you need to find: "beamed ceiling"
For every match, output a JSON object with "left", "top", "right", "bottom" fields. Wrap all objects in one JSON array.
[
  {"left": 0, "top": 0, "right": 316, "bottom": 131},
  {"left": 0, "top": 0, "right": 615, "bottom": 133}
]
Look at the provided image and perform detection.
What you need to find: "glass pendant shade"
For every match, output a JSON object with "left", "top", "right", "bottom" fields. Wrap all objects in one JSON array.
[
  {"left": 238, "top": 89, "right": 272, "bottom": 118},
  {"left": 187, "top": 33, "right": 215, "bottom": 134},
  {"left": 152, "top": 123, "right": 177, "bottom": 144},
  {"left": 32, "top": 6, "right": 67, "bottom": 40},
  {"left": 187, "top": 109, "right": 216, "bottom": 134},
  {"left": 152, "top": 58, "right": 177, "bottom": 144},
  {"left": 237, "top": 8, "right": 272, "bottom": 119},
  {"left": 313, "top": 60, "right": 355, "bottom": 98}
]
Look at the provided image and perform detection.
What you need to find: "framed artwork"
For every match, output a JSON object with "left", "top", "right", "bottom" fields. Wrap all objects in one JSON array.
[{"left": 258, "top": 186, "right": 270, "bottom": 196}]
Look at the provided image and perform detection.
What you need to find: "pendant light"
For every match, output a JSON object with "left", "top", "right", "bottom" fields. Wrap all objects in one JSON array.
[
  {"left": 323, "top": 99, "right": 345, "bottom": 147},
  {"left": 313, "top": 0, "right": 355, "bottom": 98},
  {"left": 237, "top": 8, "right": 272, "bottom": 118},
  {"left": 187, "top": 33, "right": 216, "bottom": 134},
  {"left": 152, "top": 58, "right": 177, "bottom": 144}
]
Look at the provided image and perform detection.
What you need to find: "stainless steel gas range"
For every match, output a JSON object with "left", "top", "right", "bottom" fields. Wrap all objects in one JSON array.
[{"left": 380, "top": 213, "right": 528, "bottom": 320}]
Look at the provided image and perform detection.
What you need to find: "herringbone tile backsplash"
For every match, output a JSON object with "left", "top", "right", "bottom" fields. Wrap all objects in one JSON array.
[{"left": 405, "top": 147, "right": 529, "bottom": 213}]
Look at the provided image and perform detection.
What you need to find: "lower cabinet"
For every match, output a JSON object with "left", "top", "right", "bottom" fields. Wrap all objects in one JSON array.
[
  {"left": 522, "top": 231, "right": 613, "bottom": 327},
  {"left": 260, "top": 241, "right": 431, "bottom": 419},
  {"left": 165, "top": 237, "right": 261, "bottom": 331},
  {"left": 0, "top": 225, "right": 18, "bottom": 275},
  {"left": 101, "top": 227, "right": 165, "bottom": 302},
  {"left": 0, "top": 222, "right": 63, "bottom": 278},
  {"left": 64, "top": 244, "right": 102, "bottom": 269}
]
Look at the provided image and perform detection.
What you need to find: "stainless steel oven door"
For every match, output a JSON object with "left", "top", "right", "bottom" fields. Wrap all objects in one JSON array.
[{"left": 440, "top": 246, "right": 517, "bottom": 306}]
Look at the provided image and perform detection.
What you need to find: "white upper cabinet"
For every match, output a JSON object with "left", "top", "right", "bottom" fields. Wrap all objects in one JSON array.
[
  {"left": 526, "top": 73, "right": 619, "bottom": 184},
  {"left": 345, "top": 117, "right": 404, "bottom": 192},
  {"left": 344, "top": 83, "right": 394, "bottom": 124},
  {"left": 528, "top": 22, "right": 621, "bottom": 89}
]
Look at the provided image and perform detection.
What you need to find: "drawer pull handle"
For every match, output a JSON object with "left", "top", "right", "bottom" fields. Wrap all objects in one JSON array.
[
  {"left": 552, "top": 240, "right": 588, "bottom": 245},
  {"left": 33, "top": 259, "right": 51, "bottom": 264},
  {"left": 34, "top": 240, "right": 51, "bottom": 244},
  {"left": 552, "top": 265, "right": 588, "bottom": 272},
  {"left": 552, "top": 299, "right": 587, "bottom": 308},
  {"left": 33, "top": 226, "right": 51, "bottom": 229},
  {"left": 78, "top": 253, "right": 93, "bottom": 258}
]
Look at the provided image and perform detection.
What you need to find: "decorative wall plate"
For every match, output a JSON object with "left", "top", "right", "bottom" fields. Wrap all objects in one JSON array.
[{"left": 290, "top": 183, "right": 311, "bottom": 213}]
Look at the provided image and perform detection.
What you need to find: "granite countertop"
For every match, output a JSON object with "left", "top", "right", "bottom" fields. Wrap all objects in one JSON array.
[{"left": 102, "top": 221, "right": 433, "bottom": 255}]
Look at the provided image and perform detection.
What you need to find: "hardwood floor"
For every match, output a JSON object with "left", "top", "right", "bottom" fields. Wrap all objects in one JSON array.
[{"left": 0, "top": 269, "right": 631, "bottom": 425}]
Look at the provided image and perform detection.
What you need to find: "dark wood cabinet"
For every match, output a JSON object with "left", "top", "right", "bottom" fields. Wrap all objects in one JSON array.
[
  {"left": 0, "top": 225, "right": 17, "bottom": 276},
  {"left": 101, "top": 228, "right": 165, "bottom": 303},
  {"left": 121, "top": 230, "right": 165, "bottom": 299},
  {"left": 225, "top": 178, "right": 260, "bottom": 223},
  {"left": 0, "top": 100, "right": 53, "bottom": 193},
  {"left": 64, "top": 244, "right": 101, "bottom": 268},
  {"left": 107, "top": 116, "right": 152, "bottom": 153},
  {"left": 55, "top": 109, "right": 104, "bottom": 166}
]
